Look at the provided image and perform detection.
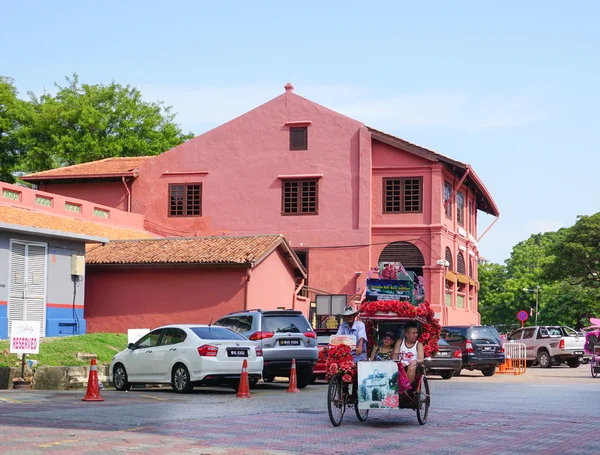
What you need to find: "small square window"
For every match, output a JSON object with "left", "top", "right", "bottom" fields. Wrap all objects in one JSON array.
[
  {"left": 281, "top": 179, "right": 318, "bottom": 215},
  {"left": 289, "top": 127, "right": 308, "bottom": 150},
  {"left": 169, "top": 183, "right": 202, "bottom": 217}
]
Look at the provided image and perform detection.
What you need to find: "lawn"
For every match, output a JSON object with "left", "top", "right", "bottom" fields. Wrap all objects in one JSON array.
[{"left": 0, "top": 333, "right": 128, "bottom": 367}]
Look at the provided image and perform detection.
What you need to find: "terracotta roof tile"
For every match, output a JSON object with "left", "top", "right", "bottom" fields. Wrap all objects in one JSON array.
[
  {"left": 21, "top": 157, "right": 153, "bottom": 181},
  {"left": 86, "top": 235, "right": 286, "bottom": 265},
  {"left": 0, "top": 205, "right": 156, "bottom": 241}
]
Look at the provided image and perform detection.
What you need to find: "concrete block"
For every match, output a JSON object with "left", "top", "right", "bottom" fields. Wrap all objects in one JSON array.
[
  {"left": 32, "top": 366, "right": 69, "bottom": 390},
  {"left": 0, "top": 367, "right": 10, "bottom": 389}
]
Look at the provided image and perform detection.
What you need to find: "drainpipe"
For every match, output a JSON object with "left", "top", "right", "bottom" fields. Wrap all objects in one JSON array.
[
  {"left": 293, "top": 278, "right": 305, "bottom": 310},
  {"left": 122, "top": 177, "right": 131, "bottom": 212},
  {"left": 244, "top": 268, "right": 252, "bottom": 310}
]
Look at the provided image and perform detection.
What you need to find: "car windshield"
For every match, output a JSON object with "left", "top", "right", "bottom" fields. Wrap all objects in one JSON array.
[
  {"left": 438, "top": 338, "right": 449, "bottom": 346},
  {"left": 469, "top": 327, "right": 501, "bottom": 343},
  {"left": 190, "top": 326, "right": 246, "bottom": 340},
  {"left": 263, "top": 315, "right": 312, "bottom": 333}
]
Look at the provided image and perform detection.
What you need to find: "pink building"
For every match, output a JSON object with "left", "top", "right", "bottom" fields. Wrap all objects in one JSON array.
[{"left": 23, "top": 83, "right": 499, "bottom": 326}]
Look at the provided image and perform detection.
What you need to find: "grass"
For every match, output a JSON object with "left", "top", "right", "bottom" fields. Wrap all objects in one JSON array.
[{"left": 0, "top": 333, "right": 129, "bottom": 368}]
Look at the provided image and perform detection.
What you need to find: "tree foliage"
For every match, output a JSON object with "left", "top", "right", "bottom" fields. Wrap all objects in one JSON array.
[
  {"left": 0, "top": 77, "right": 32, "bottom": 182},
  {"left": 0, "top": 74, "right": 193, "bottom": 178},
  {"left": 479, "top": 221, "right": 600, "bottom": 331}
]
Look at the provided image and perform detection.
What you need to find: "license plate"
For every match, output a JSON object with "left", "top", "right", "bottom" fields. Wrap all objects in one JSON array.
[
  {"left": 279, "top": 339, "right": 301, "bottom": 346},
  {"left": 227, "top": 349, "right": 248, "bottom": 357},
  {"left": 437, "top": 351, "right": 450, "bottom": 357},
  {"left": 482, "top": 346, "right": 493, "bottom": 352},
  {"left": 575, "top": 351, "right": 584, "bottom": 355}
]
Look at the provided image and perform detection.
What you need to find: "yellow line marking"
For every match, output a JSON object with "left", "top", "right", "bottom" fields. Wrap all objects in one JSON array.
[
  {"left": 122, "top": 426, "right": 154, "bottom": 432},
  {"left": 38, "top": 439, "right": 82, "bottom": 448},
  {"left": 138, "top": 394, "right": 167, "bottom": 401}
]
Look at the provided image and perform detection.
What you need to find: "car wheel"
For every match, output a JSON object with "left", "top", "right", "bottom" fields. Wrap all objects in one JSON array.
[
  {"left": 113, "top": 363, "right": 131, "bottom": 391},
  {"left": 581, "top": 358, "right": 589, "bottom": 365},
  {"left": 566, "top": 358, "right": 580, "bottom": 368},
  {"left": 249, "top": 376, "right": 258, "bottom": 389},
  {"left": 171, "top": 363, "right": 194, "bottom": 393},
  {"left": 481, "top": 366, "right": 496, "bottom": 377},
  {"left": 439, "top": 371, "right": 454, "bottom": 380},
  {"left": 453, "top": 368, "right": 461, "bottom": 377},
  {"left": 537, "top": 350, "right": 552, "bottom": 368},
  {"left": 553, "top": 358, "right": 563, "bottom": 366},
  {"left": 263, "top": 375, "right": 275, "bottom": 383},
  {"left": 297, "top": 369, "right": 312, "bottom": 389}
]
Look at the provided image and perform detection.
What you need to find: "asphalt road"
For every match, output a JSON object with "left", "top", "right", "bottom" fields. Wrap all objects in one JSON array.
[{"left": 1, "top": 366, "right": 599, "bottom": 454}]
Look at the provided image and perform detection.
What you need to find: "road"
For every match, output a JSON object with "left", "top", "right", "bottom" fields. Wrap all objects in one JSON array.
[{"left": 0, "top": 366, "right": 599, "bottom": 454}]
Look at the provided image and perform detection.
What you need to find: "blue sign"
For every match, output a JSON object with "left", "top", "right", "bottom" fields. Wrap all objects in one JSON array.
[
  {"left": 517, "top": 310, "right": 529, "bottom": 322},
  {"left": 365, "top": 279, "right": 413, "bottom": 302}
]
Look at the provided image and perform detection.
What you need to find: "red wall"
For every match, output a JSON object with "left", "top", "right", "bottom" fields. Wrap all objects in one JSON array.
[
  {"left": 84, "top": 267, "right": 248, "bottom": 333},
  {"left": 247, "top": 248, "right": 297, "bottom": 311},
  {"left": 39, "top": 182, "right": 128, "bottom": 211}
]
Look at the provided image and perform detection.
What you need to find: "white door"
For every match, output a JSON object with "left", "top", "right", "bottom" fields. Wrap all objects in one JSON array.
[{"left": 8, "top": 241, "right": 47, "bottom": 337}]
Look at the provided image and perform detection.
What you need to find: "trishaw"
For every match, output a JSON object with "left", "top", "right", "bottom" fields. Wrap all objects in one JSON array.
[
  {"left": 326, "top": 300, "right": 440, "bottom": 427},
  {"left": 584, "top": 317, "right": 600, "bottom": 378}
]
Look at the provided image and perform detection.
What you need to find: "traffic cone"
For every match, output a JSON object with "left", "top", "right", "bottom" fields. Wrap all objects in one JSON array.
[
  {"left": 286, "top": 359, "right": 300, "bottom": 393},
  {"left": 82, "top": 358, "right": 104, "bottom": 402},
  {"left": 236, "top": 359, "right": 251, "bottom": 398}
]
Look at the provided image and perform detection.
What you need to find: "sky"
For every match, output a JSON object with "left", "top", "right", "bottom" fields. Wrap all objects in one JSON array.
[{"left": 2, "top": 1, "right": 599, "bottom": 264}]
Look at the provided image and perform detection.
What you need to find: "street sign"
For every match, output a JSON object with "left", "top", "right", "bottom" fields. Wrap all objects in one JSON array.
[
  {"left": 517, "top": 310, "right": 529, "bottom": 322},
  {"left": 10, "top": 321, "right": 41, "bottom": 355}
]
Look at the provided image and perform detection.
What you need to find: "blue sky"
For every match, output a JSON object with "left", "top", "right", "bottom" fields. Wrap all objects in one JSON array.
[{"left": 3, "top": 1, "right": 599, "bottom": 264}]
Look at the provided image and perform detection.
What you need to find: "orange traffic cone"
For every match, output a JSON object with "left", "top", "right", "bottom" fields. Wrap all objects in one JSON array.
[
  {"left": 82, "top": 358, "right": 104, "bottom": 402},
  {"left": 236, "top": 359, "right": 251, "bottom": 398},
  {"left": 286, "top": 359, "right": 300, "bottom": 393}
]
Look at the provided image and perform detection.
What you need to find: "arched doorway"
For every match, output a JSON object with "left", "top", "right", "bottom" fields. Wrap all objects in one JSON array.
[{"left": 378, "top": 241, "right": 425, "bottom": 278}]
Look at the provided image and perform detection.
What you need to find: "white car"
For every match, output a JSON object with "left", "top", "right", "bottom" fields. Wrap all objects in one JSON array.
[{"left": 110, "top": 324, "right": 263, "bottom": 393}]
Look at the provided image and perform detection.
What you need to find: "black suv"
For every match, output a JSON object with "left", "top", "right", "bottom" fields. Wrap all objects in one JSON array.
[
  {"left": 441, "top": 325, "right": 505, "bottom": 376},
  {"left": 214, "top": 309, "right": 318, "bottom": 388}
]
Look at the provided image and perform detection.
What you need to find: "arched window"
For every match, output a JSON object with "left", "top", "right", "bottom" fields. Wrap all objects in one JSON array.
[
  {"left": 378, "top": 241, "right": 425, "bottom": 268},
  {"left": 445, "top": 247, "right": 453, "bottom": 271},
  {"left": 457, "top": 253, "right": 466, "bottom": 274}
]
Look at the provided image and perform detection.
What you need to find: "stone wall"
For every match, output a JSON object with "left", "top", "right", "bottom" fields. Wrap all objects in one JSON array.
[{"left": 0, "top": 365, "right": 111, "bottom": 390}]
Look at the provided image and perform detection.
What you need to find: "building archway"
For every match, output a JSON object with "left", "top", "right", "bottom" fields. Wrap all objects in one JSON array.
[{"left": 378, "top": 241, "right": 425, "bottom": 278}]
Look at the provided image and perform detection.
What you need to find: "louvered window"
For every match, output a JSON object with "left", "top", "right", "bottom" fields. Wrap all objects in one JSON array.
[
  {"left": 383, "top": 177, "right": 422, "bottom": 213},
  {"left": 457, "top": 191, "right": 465, "bottom": 226},
  {"left": 445, "top": 247, "right": 453, "bottom": 271},
  {"left": 457, "top": 253, "right": 466, "bottom": 274},
  {"left": 169, "top": 183, "right": 202, "bottom": 217},
  {"left": 289, "top": 127, "right": 308, "bottom": 150},
  {"left": 444, "top": 182, "right": 452, "bottom": 219},
  {"left": 469, "top": 258, "right": 473, "bottom": 278},
  {"left": 378, "top": 242, "right": 425, "bottom": 268},
  {"left": 282, "top": 179, "right": 318, "bottom": 215}
]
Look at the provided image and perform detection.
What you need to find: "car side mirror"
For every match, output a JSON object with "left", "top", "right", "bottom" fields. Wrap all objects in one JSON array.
[{"left": 128, "top": 343, "right": 136, "bottom": 350}]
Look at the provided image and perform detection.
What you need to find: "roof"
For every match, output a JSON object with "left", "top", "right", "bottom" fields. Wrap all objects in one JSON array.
[
  {"left": 0, "top": 205, "right": 155, "bottom": 241},
  {"left": 368, "top": 127, "right": 499, "bottom": 217},
  {"left": 85, "top": 234, "right": 307, "bottom": 277},
  {"left": 21, "top": 157, "right": 153, "bottom": 182}
]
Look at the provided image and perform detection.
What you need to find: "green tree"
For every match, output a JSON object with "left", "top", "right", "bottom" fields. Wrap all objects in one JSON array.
[
  {"left": 20, "top": 74, "right": 193, "bottom": 172},
  {"left": 544, "top": 213, "right": 600, "bottom": 287},
  {"left": 0, "top": 77, "right": 31, "bottom": 182}
]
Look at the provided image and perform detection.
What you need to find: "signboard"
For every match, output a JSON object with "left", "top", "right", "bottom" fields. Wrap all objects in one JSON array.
[
  {"left": 517, "top": 310, "right": 528, "bottom": 322},
  {"left": 128, "top": 328, "right": 150, "bottom": 345},
  {"left": 329, "top": 334, "right": 356, "bottom": 348},
  {"left": 10, "top": 321, "right": 41, "bottom": 355},
  {"left": 365, "top": 279, "right": 413, "bottom": 302},
  {"left": 357, "top": 361, "right": 399, "bottom": 409}
]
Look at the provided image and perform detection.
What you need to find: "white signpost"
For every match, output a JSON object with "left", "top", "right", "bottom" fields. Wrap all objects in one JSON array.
[{"left": 10, "top": 320, "right": 41, "bottom": 382}]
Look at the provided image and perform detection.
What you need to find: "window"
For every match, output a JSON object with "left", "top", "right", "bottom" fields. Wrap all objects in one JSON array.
[
  {"left": 65, "top": 202, "right": 82, "bottom": 213},
  {"left": 456, "top": 191, "right": 465, "bottom": 226},
  {"left": 191, "top": 326, "right": 246, "bottom": 340},
  {"left": 443, "top": 181, "right": 452, "bottom": 219},
  {"left": 282, "top": 179, "right": 318, "bottom": 215},
  {"left": 468, "top": 200, "right": 473, "bottom": 232},
  {"left": 457, "top": 253, "right": 466, "bottom": 274},
  {"left": 383, "top": 177, "right": 422, "bottom": 213},
  {"left": 136, "top": 329, "right": 164, "bottom": 348},
  {"left": 169, "top": 183, "right": 202, "bottom": 217},
  {"left": 469, "top": 258, "right": 473, "bottom": 278},
  {"left": 160, "top": 328, "right": 187, "bottom": 345},
  {"left": 445, "top": 247, "right": 453, "bottom": 271},
  {"left": 289, "top": 127, "right": 308, "bottom": 150},
  {"left": 522, "top": 328, "right": 535, "bottom": 339}
]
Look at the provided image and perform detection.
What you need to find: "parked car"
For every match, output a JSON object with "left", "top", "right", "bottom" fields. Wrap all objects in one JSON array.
[
  {"left": 507, "top": 325, "right": 585, "bottom": 368},
  {"left": 312, "top": 328, "right": 338, "bottom": 382},
  {"left": 110, "top": 324, "right": 263, "bottom": 393},
  {"left": 441, "top": 325, "right": 505, "bottom": 376},
  {"left": 424, "top": 338, "right": 462, "bottom": 379},
  {"left": 214, "top": 309, "right": 318, "bottom": 388}
]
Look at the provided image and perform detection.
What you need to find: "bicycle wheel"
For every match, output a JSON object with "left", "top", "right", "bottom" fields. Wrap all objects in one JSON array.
[
  {"left": 416, "top": 376, "right": 430, "bottom": 425},
  {"left": 592, "top": 358, "right": 598, "bottom": 378},
  {"left": 355, "top": 403, "right": 369, "bottom": 422},
  {"left": 327, "top": 375, "right": 345, "bottom": 427}
]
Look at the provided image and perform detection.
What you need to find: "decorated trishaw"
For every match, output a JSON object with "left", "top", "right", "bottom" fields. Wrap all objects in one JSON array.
[
  {"left": 583, "top": 317, "right": 600, "bottom": 378},
  {"left": 326, "top": 299, "right": 441, "bottom": 426}
]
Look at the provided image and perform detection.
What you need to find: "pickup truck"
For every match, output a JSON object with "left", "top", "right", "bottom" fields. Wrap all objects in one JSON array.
[{"left": 506, "top": 326, "right": 586, "bottom": 368}]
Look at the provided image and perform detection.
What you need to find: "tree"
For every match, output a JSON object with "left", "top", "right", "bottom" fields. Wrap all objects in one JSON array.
[
  {"left": 20, "top": 74, "right": 193, "bottom": 173},
  {"left": 544, "top": 213, "right": 600, "bottom": 287},
  {"left": 0, "top": 77, "right": 31, "bottom": 182}
]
